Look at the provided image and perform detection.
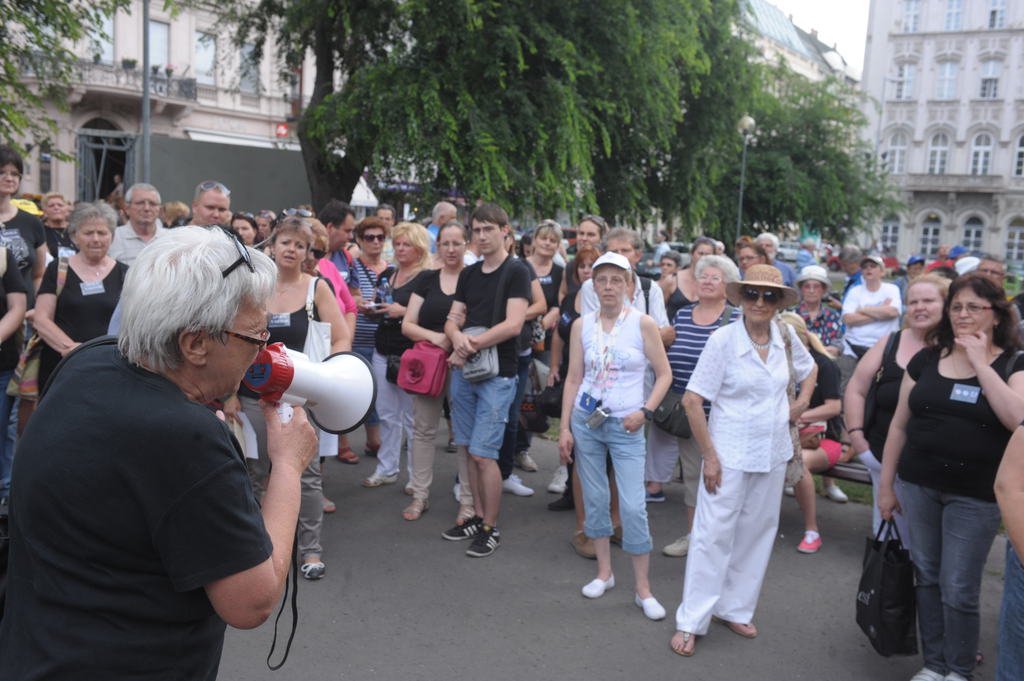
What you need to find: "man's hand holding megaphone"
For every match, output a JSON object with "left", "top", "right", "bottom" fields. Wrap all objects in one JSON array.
[{"left": 259, "top": 399, "right": 319, "bottom": 477}]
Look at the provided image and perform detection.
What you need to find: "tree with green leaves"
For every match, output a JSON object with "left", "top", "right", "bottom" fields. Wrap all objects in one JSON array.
[
  {"left": 0, "top": 1, "right": 127, "bottom": 153},
  {"left": 718, "top": 62, "right": 900, "bottom": 244},
  {"left": 220, "top": 0, "right": 726, "bottom": 216}
]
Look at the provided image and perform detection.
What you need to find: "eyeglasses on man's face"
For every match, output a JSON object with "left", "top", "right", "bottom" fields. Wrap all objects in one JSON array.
[{"left": 223, "top": 329, "right": 270, "bottom": 350}]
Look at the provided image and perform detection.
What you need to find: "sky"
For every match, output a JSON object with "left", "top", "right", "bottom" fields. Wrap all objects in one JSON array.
[{"left": 766, "top": 0, "right": 872, "bottom": 76}]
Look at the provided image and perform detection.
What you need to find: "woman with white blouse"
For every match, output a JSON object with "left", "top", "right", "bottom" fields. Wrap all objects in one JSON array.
[{"left": 670, "top": 264, "right": 817, "bottom": 657}]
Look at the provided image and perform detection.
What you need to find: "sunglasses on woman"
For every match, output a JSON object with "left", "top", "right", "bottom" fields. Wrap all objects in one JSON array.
[
  {"left": 740, "top": 287, "right": 779, "bottom": 304},
  {"left": 282, "top": 208, "right": 313, "bottom": 218},
  {"left": 361, "top": 233, "right": 386, "bottom": 242}
]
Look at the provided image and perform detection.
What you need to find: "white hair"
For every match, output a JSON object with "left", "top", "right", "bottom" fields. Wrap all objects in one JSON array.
[
  {"left": 432, "top": 201, "right": 456, "bottom": 224},
  {"left": 755, "top": 232, "right": 780, "bottom": 249},
  {"left": 695, "top": 254, "right": 741, "bottom": 284},
  {"left": 67, "top": 201, "right": 117, "bottom": 237},
  {"left": 125, "top": 182, "right": 162, "bottom": 205},
  {"left": 118, "top": 227, "right": 276, "bottom": 372}
]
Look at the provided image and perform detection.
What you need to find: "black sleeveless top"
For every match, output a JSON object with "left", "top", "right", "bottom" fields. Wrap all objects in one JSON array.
[
  {"left": 556, "top": 288, "right": 581, "bottom": 382},
  {"left": 665, "top": 286, "right": 693, "bottom": 325},
  {"left": 238, "top": 306, "right": 310, "bottom": 399},
  {"left": 866, "top": 331, "right": 904, "bottom": 461}
]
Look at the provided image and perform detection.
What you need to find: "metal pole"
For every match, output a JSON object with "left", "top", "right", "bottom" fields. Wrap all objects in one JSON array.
[
  {"left": 735, "top": 132, "right": 749, "bottom": 246},
  {"left": 141, "top": 0, "right": 151, "bottom": 183}
]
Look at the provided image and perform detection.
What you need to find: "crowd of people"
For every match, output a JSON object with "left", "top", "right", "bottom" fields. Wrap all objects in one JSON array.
[{"left": 0, "top": 139, "right": 1021, "bottom": 680}]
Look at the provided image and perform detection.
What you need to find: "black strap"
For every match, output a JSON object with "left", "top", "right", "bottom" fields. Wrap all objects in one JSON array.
[
  {"left": 719, "top": 305, "right": 735, "bottom": 328},
  {"left": 488, "top": 257, "right": 515, "bottom": 327},
  {"left": 639, "top": 276, "right": 652, "bottom": 312},
  {"left": 266, "top": 535, "right": 300, "bottom": 670},
  {"left": 1003, "top": 349, "right": 1024, "bottom": 382}
]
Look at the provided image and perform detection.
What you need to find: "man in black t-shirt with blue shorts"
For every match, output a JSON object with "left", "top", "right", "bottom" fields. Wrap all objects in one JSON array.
[{"left": 443, "top": 203, "right": 531, "bottom": 557}]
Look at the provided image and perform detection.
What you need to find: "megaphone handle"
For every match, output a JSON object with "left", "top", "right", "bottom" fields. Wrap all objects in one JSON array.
[{"left": 276, "top": 402, "right": 294, "bottom": 424}]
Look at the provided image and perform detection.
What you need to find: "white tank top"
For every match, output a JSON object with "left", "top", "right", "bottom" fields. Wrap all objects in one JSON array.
[{"left": 576, "top": 309, "right": 646, "bottom": 417}]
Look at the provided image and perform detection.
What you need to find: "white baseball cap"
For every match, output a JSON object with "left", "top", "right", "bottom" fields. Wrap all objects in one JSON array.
[{"left": 592, "top": 251, "right": 632, "bottom": 272}]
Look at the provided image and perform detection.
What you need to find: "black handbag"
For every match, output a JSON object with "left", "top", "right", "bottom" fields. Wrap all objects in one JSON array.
[
  {"left": 520, "top": 361, "right": 550, "bottom": 433},
  {"left": 652, "top": 306, "right": 735, "bottom": 438},
  {"left": 856, "top": 520, "right": 918, "bottom": 657},
  {"left": 653, "top": 390, "right": 690, "bottom": 438},
  {"left": 537, "top": 383, "right": 563, "bottom": 419},
  {"left": 385, "top": 354, "right": 402, "bottom": 384}
]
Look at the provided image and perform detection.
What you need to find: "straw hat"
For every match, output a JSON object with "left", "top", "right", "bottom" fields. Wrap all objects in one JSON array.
[{"left": 726, "top": 264, "right": 799, "bottom": 308}]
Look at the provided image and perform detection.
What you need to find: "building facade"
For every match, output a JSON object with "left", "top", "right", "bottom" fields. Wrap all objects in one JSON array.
[
  {"left": 15, "top": 3, "right": 376, "bottom": 213},
  {"left": 862, "top": 0, "right": 1024, "bottom": 264}
]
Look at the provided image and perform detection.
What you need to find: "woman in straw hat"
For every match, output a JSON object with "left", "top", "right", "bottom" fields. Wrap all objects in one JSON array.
[{"left": 670, "top": 264, "right": 817, "bottom": 657}]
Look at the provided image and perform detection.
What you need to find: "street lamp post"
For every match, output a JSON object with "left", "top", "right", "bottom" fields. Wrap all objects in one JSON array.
[{"left": 735, "top": 115, "right": 756, "bottom": 246}]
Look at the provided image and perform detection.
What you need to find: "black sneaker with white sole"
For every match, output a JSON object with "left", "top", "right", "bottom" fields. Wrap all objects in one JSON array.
[
  {"left": 441, "top": 515, "right": 483, "bottom": 541},
  {"left": 465, "top": 525, "right": 500, "bottom": 557}
]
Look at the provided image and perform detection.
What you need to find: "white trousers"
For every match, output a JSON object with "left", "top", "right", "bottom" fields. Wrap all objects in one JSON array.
[
  {"left": 675, "top": 461, "right": 786, "bottom": 634},
  {"left": 372, "top": 352, "right": 414, "bottom": 479}
]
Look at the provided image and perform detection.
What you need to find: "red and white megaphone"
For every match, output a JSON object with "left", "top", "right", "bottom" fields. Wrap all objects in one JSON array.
[{"left": 243, "top": 343, "right": 376, "bottom": 434}]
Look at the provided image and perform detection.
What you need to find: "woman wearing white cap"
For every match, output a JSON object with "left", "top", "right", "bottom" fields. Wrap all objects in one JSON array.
[
  {"left": 670, "top": 264, "right": 816, "bottom": 657},
  {"left": 795, "top": 265, "right": 844, "bottom": 359},
  {"left": 559, "top": 251, "right": 672, "bottom": 620}
]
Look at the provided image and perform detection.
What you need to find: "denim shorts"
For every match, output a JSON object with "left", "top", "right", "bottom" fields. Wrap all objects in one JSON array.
[{"left": 449, "top": 369, "right": 518, "bottom": 459}]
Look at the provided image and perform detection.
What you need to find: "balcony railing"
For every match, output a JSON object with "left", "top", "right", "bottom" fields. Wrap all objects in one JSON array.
[
  {"left": 76, "top": 61, "right": 197, "bottom": 101},
  {"left": 898, "top": 173, "right": 1004, "bottom": 192}
]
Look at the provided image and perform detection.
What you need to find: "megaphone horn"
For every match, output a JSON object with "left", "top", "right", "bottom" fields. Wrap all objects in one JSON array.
[{"left": 243, "top": 343, "right": 377, "bottom": 434}]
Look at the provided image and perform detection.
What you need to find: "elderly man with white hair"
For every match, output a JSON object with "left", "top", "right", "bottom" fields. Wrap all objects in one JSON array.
[
  {"left": 755, "top": 232, "right": 797, "bottom": 287},
  {"left": 796, "top": 237, "right": 818, "bottom": 271},
  {"left": 109, "top": 182, "right": 167, "bottom": 266},
  {"left": 0, "top": 227, "right": 319, "bottom": 680}
]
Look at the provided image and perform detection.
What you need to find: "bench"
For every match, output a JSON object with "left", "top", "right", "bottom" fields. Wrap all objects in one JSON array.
[{"left": 822, "top": 460, "right": 872, "bottom": 485}]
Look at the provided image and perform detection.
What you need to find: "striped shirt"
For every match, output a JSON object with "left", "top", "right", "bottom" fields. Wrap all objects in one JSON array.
[
  {"left": 667, "top": 305, "right": 735, "bottom": 414},
  {"left": 353, "top": 259, "right": 385, "bottom": 349}
]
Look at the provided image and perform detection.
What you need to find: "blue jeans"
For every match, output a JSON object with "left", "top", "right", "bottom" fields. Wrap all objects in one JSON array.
[
  {"left": 901, "top": 481, "right": 1002, "bottom": 679},
  {"left": 998, "top": 543, "right": 1024, "bottom": 681},
  {"left": 0, "top": 369, "right": 16, "bottom": 499},
  {"left": 353, "top": 346, "right": 380, "bottom": 426},
  {"left": 449, "top": 369, "right": 518, "bottom": 459},
  {"left": 571, "top": 408, "right": 652, "bottom": 555},
  {"left": 498, "top": 353, "right": 532, "bottom": 479}
]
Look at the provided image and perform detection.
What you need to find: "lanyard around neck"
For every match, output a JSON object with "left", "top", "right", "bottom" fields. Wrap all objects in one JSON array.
[{"left": 591, "top": 307, "right": 629, "bottom": 395}]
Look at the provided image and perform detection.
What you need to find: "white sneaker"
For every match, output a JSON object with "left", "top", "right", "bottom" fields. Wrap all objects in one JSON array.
[
  {"left": 909, "top": 669, "right": 944, "bottom": 681},
  {"left": 783, "top": 485, "right": 796, "bottom": 497},
  {"left": 503, "top": 473, "right": 534, "bottom": 496},
  {"left": 944, "top": 674, "right": 968, "bottom": 681},
  {"left": 547, "top": 465, "right": 568, "bottom": 494},
  {"left": 515, "top": 452, "right": 539, "bottom": 472},
  {"left": 361, "top": 472, "right": 398, "bottom": 487},
  {"left": 581, "top": 574, "right": 615, "bottom": 598},
  {"left": 635, "top": 594, "right": 666, "bottom": 620},
  {"left": 662, "top": 534, "right": 690, "bottom": 557},
  {"left": 824, "top": 484, "right": 849, "bottom": 503}
]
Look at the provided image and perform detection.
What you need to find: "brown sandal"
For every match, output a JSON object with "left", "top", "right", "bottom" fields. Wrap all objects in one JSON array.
[
  {"left": 670, "top": 631, "right": 696, "bottom": 657},
  {"left": 712, "top": 616, "right": 757, "bottom": 638},
  {"left": 402, "top": 498, "right": 428, "bottom": 521}
]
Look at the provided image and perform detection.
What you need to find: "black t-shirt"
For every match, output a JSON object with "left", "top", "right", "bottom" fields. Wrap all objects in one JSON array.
[
  {"left": 0, "top": 248, "right": 26, "bottom": 371},
  {"left": 37, "top": 259, "right": 129, "bottom": 389},
  {"left": 899, "top": 347, "right": 1024, "bottom": 501},
  {"left": 808, "top": 348, "right": 840, "bottom": 409},
  {"left": 44, "top": 223, "right": 76, "bottom": 260},
  {"left": 535, "top": 262, "right": 563, "bottom": 309},
  {"left": 0, "top": 209, "right": 46, "bottom": 305},
  {"left": 375, "top": 271, "right": 424, "bottom": 356},
  {"left": 0, "top": 343, "right": 272, "bottom": 680},
  {"left": 454, "top": 256, "right": 532, "bottom": 377},
  {"left": 412, "top": 269, "right": 455, "bottom": 334}
]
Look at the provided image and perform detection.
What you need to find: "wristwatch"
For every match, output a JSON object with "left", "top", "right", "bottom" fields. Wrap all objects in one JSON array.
[{"left": 641, "top": 407, "right": 654, "bottom": 421}]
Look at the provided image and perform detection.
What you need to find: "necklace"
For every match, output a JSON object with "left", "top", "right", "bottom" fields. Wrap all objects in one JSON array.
[{"left": 746, "top": 326, "right": 770, "bottom": 351}]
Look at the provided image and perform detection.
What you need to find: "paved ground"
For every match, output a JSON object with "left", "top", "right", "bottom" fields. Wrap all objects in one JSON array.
[{"left": 219, "top": 427, "right": 1008, "bottom": 681}]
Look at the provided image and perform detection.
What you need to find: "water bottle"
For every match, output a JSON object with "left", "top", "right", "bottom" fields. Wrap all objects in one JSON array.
[{"left": 376, "top": 275, "right": 393, "bottom": 305}]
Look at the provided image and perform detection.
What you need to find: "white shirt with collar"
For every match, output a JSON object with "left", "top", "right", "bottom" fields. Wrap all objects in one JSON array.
[
  {"left": 109, "top": 222, "right": 169, "bottom": 267},
  {"left": 686, "top": 319, "right": 815, "bottom": 473},
  {"left": 580, "top": 271, "right": 669, "bottom": 328}
]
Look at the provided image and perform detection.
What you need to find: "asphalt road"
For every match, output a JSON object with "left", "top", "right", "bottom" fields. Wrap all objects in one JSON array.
[{"left": 219, "top": 427, "right": 1008, "bottom": 681}]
